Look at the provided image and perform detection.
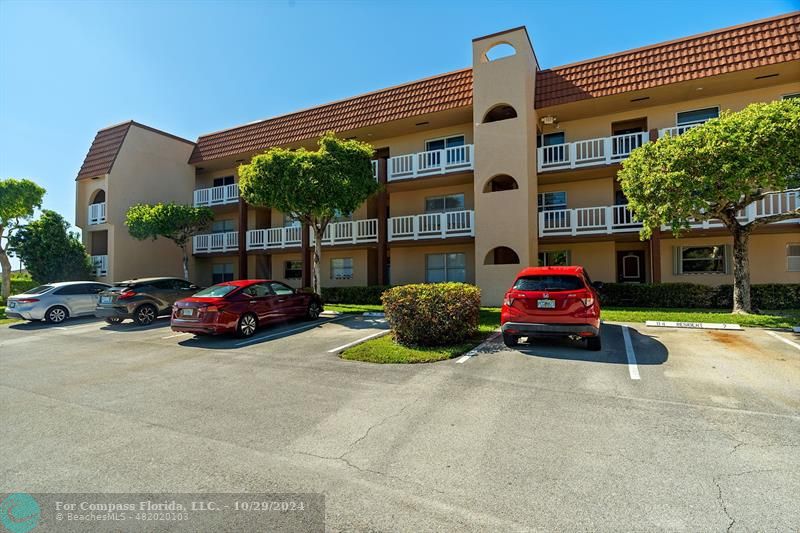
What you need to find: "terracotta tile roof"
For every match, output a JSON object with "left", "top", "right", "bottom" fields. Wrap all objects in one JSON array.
[
  {"left": 535, "top": 12, "right": 800, "bottom": 107},
  {"left": 188, "top": 68, "right": 473, "bottom": 164},
  {"left": 76, "top": 121, "right": 132, "bottom": 179},
  {"left": 188, "top": 12, "right": 798, "bottom": 163}
]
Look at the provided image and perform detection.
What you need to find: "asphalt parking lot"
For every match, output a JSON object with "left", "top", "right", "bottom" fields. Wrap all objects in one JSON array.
[{"left": 1, "top": 315, "right": 799, "bottom": 531}]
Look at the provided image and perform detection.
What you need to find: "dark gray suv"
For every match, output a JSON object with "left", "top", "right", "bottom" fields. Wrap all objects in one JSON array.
[{"left": 95, "top": 277, "right": 200, "bottom": 326}]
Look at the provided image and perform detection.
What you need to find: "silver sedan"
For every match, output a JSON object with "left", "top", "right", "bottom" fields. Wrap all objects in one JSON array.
[{"left": 5, "top": 281, "right": 111, "bottom": 324}]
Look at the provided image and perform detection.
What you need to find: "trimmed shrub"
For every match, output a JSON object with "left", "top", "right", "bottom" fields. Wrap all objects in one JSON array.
[
  {"left": 1, "top": 275, "right": 41, "bottom": 305},
  {"left": 598, "top": 283, "right": 800, "bottom": 310},
  {"left": 382, "top": 283, "right": 481, "bottom": 346},
  {"left": 321, "top": 285, "right": 390, "bottom": 305}
]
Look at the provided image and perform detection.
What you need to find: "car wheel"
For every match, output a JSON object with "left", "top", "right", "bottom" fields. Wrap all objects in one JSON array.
[
  {"left": 237, "top": 313, "right": 258, "bottom": 338},
  {"left": 586, "top": 335, "right": 602, "bottom": 351},
  {"left": 133, "top": 304, "right": 157, "bottom": 326},
  {"left": 306, "top": 301, "right": 322, "bottom": 320},
  {"left": 105, "top": 317, "right": 123, "bottom": 325},
  {"left": 502, "top": 332, "right": 519, "bottom": 347},
  {"left": 45, "top": 306, "right": 69, "bottom": 324}
]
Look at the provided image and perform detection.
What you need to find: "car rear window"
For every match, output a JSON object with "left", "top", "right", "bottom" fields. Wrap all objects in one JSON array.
[
  {"left": 513, "top": 275, "right": 585, "bottom": 291},
  {"left": 22, "top": 285, "right": 54, "bottom": 295},
  {"left": 192, "top": 285, "right": 238, "bottom": 298}
]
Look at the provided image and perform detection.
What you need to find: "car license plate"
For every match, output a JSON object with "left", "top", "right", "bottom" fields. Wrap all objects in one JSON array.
[
  {"left": 7, "top": 301, "right": 15, "bottom": 308},
  {"left": 537, "top": 299, "right": 556, "bottom": 309},
  {"left": 100, "top": 296, "right": 112, "bottom": 304},
  {"left": 181, "top": 308, "right": 194, "bottom": 317}
]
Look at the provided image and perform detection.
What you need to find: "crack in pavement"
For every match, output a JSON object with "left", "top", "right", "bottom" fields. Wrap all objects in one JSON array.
[
  {"left": 341, "top": 397, "right": 421, "bottom": 460},
  {"left": 712, "top": 469, "right": 782, "bottom": 532}
]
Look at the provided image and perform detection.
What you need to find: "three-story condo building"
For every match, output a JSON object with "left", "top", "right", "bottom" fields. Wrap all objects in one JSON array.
[{"left": 76, "top": 13, "right": 800, "bottom": 304}]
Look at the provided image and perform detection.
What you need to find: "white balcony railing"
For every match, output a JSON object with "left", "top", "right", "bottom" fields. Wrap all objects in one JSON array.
[
  {"left": 670, "top": 189, "right": 800, "bottom": 230},
  {"left": 246, "top": 226, "right": 303, "bottom": 250},
  {"left": 312, "top": 219, "right": 378, "bottom": 245},
  {"left": 539, "top": 205, "right": 642, "bottom": 236},
  {"left": 193, "top": 231, "right": 239, "bottom": 253},
  {"left": 388, "top": 145, "right": 474, "bottom": 181},
  {"left": 537, "top": 132, "right": 648, "bottom": 172},
  {"left": 388, "top": 210, "right": 474, "bottom": 241},
  {"left": 91, "top": 255, "right": 108, "bottom": 277},
  {"left": 193, "top": 184, "right": 239, "bottom": 207},
  {"left": 658, "top": 123, "right": 701, "bottom": 138},
  {"left": 540, "top": 190, "right": 799, "bottom": 237},
  {"left": 88, "top": 202, "right": 106, "bottom": 225}
]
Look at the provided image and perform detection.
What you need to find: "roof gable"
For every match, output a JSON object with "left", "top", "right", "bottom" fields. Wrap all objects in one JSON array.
[{"left": 76, "top": 121, "right": 132, "bottom": 179}]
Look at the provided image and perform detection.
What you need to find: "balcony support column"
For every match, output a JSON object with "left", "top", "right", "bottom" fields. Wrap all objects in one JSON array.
[
  {"left": 376, "top": 150, "right": 389, "bottom": 285},
  {"left": 238, "top": 197, "right": 248, "bottom": 279}
]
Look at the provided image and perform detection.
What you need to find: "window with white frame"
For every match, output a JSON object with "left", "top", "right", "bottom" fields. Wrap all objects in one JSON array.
[
  {"left": 536, "top": 132, "right": 566, "bottom": 147},
  {"left": 331, "top": 258, "right": 353, "bottom": 280},
  {"left": 538, "top": 250, "right": 570, "bottom": 266},
  {"left": 212, "top": 263, "right": 234, "bottom": 284},
  {"left": 283, "top": 213, "right": 300, "bottom": 227},
  {"left": 211, "top": 219, "right": 235, "bottom": 233},
  {"left": 676, "top": 107, "right": 719, "bottom": 126},
  {"left": 675, "top": 245, "right": 728, "bottom": 274},
  {"left": 212, "top": 175, "right": 235, "bottom": 188},
  {"left": 787, "top": 244, "right": 800, "bottom": 272},
  {"left": 425, "top": 253, "right": 466, "bottom": 283},
  {"left": 537, "top": 191, "right": 567, "bottom": 212},
  {"left": 284, "top": 260, "right": 302, "bottom": 279},
  {"left": 425, "top": 135, "right": 465, "bottom": 152},
  {"left": 425, "top": 193, "right": 465, "bottom": 213}
]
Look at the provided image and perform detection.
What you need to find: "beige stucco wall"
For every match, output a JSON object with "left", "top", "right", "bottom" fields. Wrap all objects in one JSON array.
[
  {"left": 660, "top": 232, "right": 800, "bottom": 285},
  {"left": 539, "top": 82, "right": 800, "bottom": 142},
  {"left": 390, "top": 243, "right": 475, "bottom": 286},
  {"left": 389, "top": 184, "right": 474, "bottom": 217},
  {"left": 267, "top": 249, "right": 370, "bottom": 289},
  {"left": 472, "top": 28, "right": 539, "bottom": 306},
  {"left": 370, "top": 123, "right": 473, "bottom": 157},
  {"left": 538, "top": 241, "right": 617, "bottom": 282},
  {"left": 538, "top": 177, "right": 615, "bottom": 209},
  {"left": 85, "top": 125, "right": 197, "bottom": 282}
]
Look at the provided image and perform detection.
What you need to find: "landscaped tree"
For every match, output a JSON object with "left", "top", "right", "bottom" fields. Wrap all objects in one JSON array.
[
  {"left": 238, "top": 132, "right": 379, "bottom": 294},
  {"left": 0, "top": 178, "right": 46, "bottom": 298},
  {"left": 8, "top": 210, "right": 92, "bottom": 283},
  {"left": 125, "top": 203, "right": 213, "bottom": 280},
  {"left": 619, "top": 99, "right": 800, "bottom": 314}
]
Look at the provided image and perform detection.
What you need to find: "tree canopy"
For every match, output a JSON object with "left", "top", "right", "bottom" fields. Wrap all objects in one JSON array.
[
  {"left": 8, "top": 210, "right": 92, "bottom": 283},
  {"left": 619, "top": 99, "right": 800, "bottom": 239},
  {"left": 125, "top": 202, "right": 214, "bottom": 280},
  {"left": 238, "top": 132, "right": 379, "bottom": 293},
  {"left": 0, "top": 178, "right": 46, "bottom": 297}
]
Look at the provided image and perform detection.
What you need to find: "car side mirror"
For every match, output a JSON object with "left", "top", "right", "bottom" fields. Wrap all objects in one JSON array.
[{"left": 591, "top": 281, "right": 604, "bottom": 291}]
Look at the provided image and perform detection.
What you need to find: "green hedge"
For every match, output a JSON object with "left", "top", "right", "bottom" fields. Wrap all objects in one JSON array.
[
  {"left": 382, "top": 283, "right": 481, "bottom": 346},
  {"left": 598, "top": 283, "right": 800, "bottom": 310},
  {"left": 321, "top": 285, "right": 391, "bottom": 305},
  {"left": 1, "top": 276, "right": 41, "bottom": 305}
]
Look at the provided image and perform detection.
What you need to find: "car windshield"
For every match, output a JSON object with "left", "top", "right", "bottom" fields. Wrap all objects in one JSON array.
[
  {"left": 513, "top": 275, "right": 585, "bottom": 291},
  {"left": 192, "top": 284, "right": 238, "bottom": 298},
  {"left": 22, "top": 285, "right": 54, "bottom": 295}
]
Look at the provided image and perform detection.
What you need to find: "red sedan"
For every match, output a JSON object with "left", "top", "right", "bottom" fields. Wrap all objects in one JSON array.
[
  {"left": 171, "top": 279, "right": 323, "bottom": 337},
  {"left": 500, "top": 266, "right": 603, "bottom": 350}
]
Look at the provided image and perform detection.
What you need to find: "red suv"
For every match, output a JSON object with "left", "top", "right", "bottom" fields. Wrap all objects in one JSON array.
[{"left": 500, "top": 266, "right": 602, "bottom": 351}]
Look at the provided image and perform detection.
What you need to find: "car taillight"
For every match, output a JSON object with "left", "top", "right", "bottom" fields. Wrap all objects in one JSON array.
[
  {"left": 118, "top": 291, "right": 136, "bottom": 300},
  {"left": 503, "top": 295, "right": 514, "bottom": 306},
  {"left": 204, "top": 305, "right": 220, "bottom": 313},
  {"left": 580, "top": 296, "right": 594, "bottom": 307},
  {"left": 15, "top": 298, "right": 39, "bottom": 303}
]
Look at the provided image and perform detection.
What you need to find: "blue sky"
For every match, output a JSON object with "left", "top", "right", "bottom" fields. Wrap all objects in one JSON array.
[{"left": 0, "top": 0, "right": 796, "bottom": 243}]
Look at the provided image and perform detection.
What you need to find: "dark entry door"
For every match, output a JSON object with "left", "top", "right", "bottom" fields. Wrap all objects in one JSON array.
[{"left": 617, "top": 251, "right": 646, "bottom": 283}]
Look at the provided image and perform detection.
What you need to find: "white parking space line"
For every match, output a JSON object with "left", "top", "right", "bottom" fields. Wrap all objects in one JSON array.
[
  {"left": 327, "top": 330, "right": 389, "bottom": 353},
  {"left": 766, "top": 330, "right": 800, "bottom": 352},
  {"left": 457, "top": 332, "right": 501, "bottom": 363},
  {"left": 621, "top": 325, "right": 641, "bottom": 380},
  {"left": 234, "top": 316, "right": 348, "bottom": 347}
]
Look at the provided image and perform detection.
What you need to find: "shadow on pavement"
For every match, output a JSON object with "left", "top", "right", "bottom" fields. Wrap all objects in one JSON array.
[
  {"left": 512, "top": 323, "right": 669, "bottom": 365},
  {"left": 177, "top": 314, "right": 385, "bottom": 350},
  {"left": 7, "top": 316, "right": 103, "bottom": 331},
  {"left": 98, "top": 317, "right": 172, "bottom": 333}
]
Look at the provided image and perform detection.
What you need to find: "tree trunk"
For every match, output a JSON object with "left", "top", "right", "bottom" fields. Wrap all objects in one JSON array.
[
  {"left": 181, "top": 245, "right": 190, "bottom": 281},
  {"left": 731, "top": 226, "right": 752, "bottom": 314},
  {"left": 0, "top": 247, "right": 11, "bottom": 300},
  {"left": 312, "top": 229, "right": 323, "bottom": 296}
]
